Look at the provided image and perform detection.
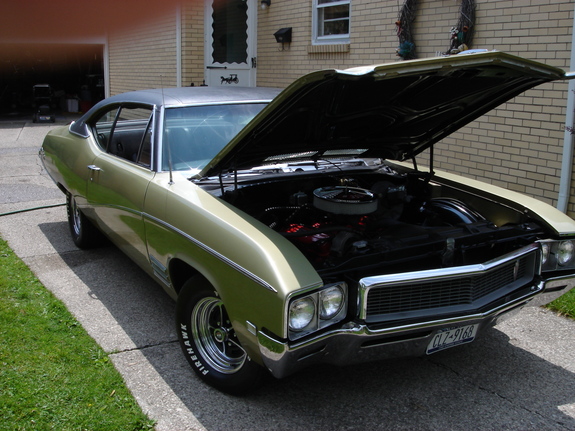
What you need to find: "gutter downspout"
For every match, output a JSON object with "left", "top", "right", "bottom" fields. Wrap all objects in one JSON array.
[
  {"left": 557, "top": 6, "right": 575, "bottom": 214},
  {"left": 176, "top": 4, "right": 182, "bottom": 87},
  {"left": 104, "top": 35, "right": 110, "bottom": 99}
]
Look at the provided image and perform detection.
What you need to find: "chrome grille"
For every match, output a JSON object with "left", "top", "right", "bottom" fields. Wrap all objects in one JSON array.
[{"left": 361, "top": 245, "right": 538, "bottom": 321}]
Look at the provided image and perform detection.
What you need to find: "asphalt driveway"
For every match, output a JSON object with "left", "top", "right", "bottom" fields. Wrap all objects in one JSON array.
[{"left": 1, "top": 119, "right": 574, "bottom": 430}]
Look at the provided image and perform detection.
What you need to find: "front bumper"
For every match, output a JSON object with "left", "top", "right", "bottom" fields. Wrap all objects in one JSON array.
[
  {"left": 257, "top": 272, "right": 575, "bottom": 379},
  {"left": 529, "top": 272, "right": 575, "bottom": 306}
]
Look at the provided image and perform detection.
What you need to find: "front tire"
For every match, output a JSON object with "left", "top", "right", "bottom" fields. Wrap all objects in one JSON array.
[
  {"left": 66, "top": 194, "right": 102, "bottom": 249},
  {"left": 176, "top": 276, "right": 264, "bottom": 394}
]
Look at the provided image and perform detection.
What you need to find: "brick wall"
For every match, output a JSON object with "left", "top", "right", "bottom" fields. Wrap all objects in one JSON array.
[
  {"left": 108, "top": 12, "right": 179, "bottom": 94},
  {"left": 181, "top": 1, "right": 205, "bottom": 88}
]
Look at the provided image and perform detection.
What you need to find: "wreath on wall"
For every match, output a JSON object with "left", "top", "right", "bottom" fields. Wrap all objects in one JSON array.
[
  {"left": 395, "top": 0, "right": 476, "bottom": 60},
  {"left": 395, "top": 0, "right": 417, "bottom": 60}
]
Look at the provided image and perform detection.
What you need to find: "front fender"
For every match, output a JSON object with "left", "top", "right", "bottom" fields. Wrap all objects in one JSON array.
[{"left": 144, "top": 174, "right": 322, "bottom": 340}]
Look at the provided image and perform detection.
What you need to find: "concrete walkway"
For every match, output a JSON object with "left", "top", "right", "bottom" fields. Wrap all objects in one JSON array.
[{"left": 1, "top": 119, "right": 574, "bottom": 430}]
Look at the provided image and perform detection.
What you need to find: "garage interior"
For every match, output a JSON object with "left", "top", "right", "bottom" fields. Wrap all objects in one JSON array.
[{"left": 0, "top": 43, "right": 104, "bottom": 119}]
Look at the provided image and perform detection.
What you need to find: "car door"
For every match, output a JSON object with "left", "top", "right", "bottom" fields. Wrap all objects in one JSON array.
[{"left": 86, "top": 104, "right": 156, "bottom": 268}]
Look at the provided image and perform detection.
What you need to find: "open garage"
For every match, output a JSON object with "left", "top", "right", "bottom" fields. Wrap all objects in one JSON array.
[
  {"left": 0, "top": 0, "right": 183, "bottom": 121},
  {"left": 0, "top": 43, "right": 104, "bottom": 118}
]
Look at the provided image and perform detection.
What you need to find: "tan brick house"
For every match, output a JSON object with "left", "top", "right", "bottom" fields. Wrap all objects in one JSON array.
[{"left": 105, "top": 0, "right": 575, "bottom": 217}]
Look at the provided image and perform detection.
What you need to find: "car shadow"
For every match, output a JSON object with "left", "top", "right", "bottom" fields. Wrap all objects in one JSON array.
[{"left": 39, "top": 221, "right": 575, "bottom": 430}]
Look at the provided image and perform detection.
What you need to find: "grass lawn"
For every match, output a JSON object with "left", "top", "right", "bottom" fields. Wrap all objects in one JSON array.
[
  {"left": 548, "top": 287, "right": 575, "bottom": 319},
  {"left": 0, "top": 237, "right": 155, "bottom": 430}
]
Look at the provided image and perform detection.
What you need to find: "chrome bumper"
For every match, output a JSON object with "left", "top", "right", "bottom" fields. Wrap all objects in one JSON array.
[
  {"left": 257, "top": 272, "right": 575, "bottom": 379},
  {"left": 529, "top": 273, "right": 575, "bottom": 306}
]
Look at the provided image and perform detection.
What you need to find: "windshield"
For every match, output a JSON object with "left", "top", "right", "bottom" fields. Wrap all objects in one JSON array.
[{"left": 162, "top": 103, "right": 267, "bottom": 172}]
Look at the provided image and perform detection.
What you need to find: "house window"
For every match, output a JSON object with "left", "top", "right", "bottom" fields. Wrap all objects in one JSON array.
[{"left": 312, "top": 0, "right": 350, "bottom": 45}]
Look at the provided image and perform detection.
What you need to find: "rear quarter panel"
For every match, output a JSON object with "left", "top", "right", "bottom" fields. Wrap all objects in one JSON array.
[{"left": 41, "top": 125, "right": 98, "bottom": 207}]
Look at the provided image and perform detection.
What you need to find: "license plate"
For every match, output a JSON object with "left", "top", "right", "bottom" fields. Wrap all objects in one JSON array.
[{"left": 426, "top": 324, "right": 478, "bottom": 354}]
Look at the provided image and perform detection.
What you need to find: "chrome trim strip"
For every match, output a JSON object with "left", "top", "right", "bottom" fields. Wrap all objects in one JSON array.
[
  {"left": 247, "top": 321, "right": 257, "bottom": 336},
  {"left": 69, "top": 121, "right": 89, "bottom": 138},
  {"left": 163, "top": 100, "right": 274, "bottom": 109},
  {"left": 149, "top": 254, "right": 171, "bottom": 287},
  {"left": 143, "top": 213, "right": 278, "bottom": 293}
]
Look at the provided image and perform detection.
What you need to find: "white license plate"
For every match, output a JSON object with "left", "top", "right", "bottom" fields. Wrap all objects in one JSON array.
[{"left": 426, "top": 324, "right": 478, "bottom": 354}]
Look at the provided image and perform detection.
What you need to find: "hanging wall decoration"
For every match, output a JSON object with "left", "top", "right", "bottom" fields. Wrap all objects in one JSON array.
[
  {"left": 446, "top": 0, "right": 476, "bottom": 54},
  {"left": 395, "top": 0, "right": 417, "bottom": 60},
  {"left": 395, "top": 0, "right": 477, "bottom": 59}
]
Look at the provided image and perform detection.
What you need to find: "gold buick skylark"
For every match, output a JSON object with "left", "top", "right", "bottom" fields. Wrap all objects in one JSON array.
[{"left": 40, "top": 51, "right": 575, "bottom": 394}]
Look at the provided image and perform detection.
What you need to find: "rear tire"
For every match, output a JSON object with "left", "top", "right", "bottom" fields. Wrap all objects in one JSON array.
[
  {"left": 66, "top": 194, "right": 103, "bottom": 249},
  {"left": 176, "top": 276, "right": 264, "bottom": 395}
]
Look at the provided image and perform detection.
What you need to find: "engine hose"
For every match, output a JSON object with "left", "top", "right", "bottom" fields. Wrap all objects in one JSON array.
[{"left": 0, "top": 202, "right": 66, "bottom": 218}]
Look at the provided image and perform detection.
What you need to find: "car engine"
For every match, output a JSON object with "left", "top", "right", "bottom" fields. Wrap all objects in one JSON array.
[{"left": 216, "top": 163, "right": 545, "bottom": 283}]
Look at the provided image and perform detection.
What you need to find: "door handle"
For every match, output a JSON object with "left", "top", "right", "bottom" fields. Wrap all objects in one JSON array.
[{"left": 87, "top": 165, "right": 102, "bottom": 182}]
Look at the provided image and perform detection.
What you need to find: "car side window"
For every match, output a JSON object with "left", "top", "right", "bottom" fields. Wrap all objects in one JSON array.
[
  {"left": 110, "top": 106, "right": 154, "bottom": 164},
  {"left": 93, "top": 106, "right": 120, "bottom": 151},
  {"left": 92, "top": 105, "right": 154, "bottom": 167},
  {"left": 136, "top": 118, "right": 153, "bottom": 168}
]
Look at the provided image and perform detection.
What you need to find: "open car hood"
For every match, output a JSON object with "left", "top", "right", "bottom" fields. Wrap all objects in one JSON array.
[{"left": 201, "top": 51, "right": 570, "bottom": 177}]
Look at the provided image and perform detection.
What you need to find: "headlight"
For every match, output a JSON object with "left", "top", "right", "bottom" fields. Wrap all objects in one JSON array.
[
  {"left": 289, "top": 297, "right": 315, "bottom": 331},
  {"left": 319, "top": 285, "right": 344, "bottom": 320},
  {"left": 558, "top": 241, "right": 575, "bottom": 266},
  {"left": 287, "top": 282, "right": 347, "bottom": 340},
  {"left": 539, "top": 239, "right": 575, "bottom": 271}
]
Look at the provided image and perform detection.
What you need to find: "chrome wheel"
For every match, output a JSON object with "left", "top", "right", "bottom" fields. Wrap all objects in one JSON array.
[
  {"left": 177, "top": 277, "right": 264, "bottom": 394},
  {"left": 191, "top": 296, "right": 246, "bottom": 374},
  {"left": 70, "top": 197, "right": 82, "bottom": 237},
  {"left": 66, "top": 193, "right": 103, "bottom": 249}
]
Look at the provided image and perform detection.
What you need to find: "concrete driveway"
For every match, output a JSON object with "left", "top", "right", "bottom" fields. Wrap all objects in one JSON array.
[{"left": 1, "top": 119, "right": 575, "bottom": 431}]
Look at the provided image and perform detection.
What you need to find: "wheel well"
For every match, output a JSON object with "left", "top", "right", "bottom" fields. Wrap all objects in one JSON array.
[
  {"left": 169, "top": 258, "right": 200, "bottom": 295},
  {"left": 57, "top": 183, "right": 68, "bottom": 195}
]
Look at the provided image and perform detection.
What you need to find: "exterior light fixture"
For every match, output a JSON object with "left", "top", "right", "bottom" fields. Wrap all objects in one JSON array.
[
  {"left": 274, "top": 27, "right": 292, "bottom": 44},
  {"left": 261, "top": 0, "right": 271, "bottom": 10}
]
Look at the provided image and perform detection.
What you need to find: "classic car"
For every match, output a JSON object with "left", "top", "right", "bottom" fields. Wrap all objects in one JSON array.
[{"left": 40, "top": 51, "right": 575, "bottom": 394}]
